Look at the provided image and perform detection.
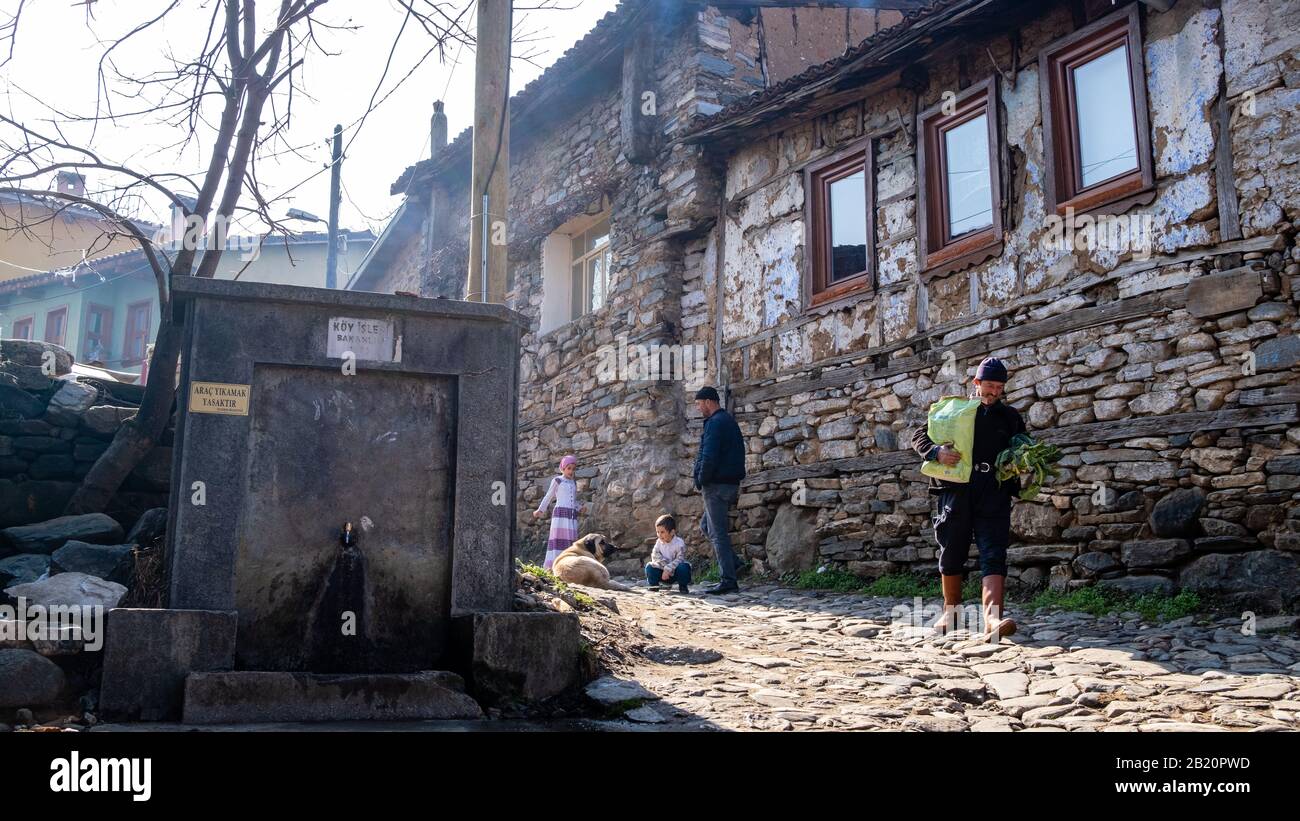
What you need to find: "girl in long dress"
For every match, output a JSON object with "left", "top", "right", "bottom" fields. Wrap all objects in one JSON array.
[{"left": 533, "top": 454, "right": 584, "bottom": 570}]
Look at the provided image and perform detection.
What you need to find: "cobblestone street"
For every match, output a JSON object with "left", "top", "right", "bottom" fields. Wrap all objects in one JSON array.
[{"left": 585, "top": 583, "right": 1300, "bottom": 732}]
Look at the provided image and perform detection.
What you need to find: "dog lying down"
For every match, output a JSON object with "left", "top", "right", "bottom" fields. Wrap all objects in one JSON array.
[{"left": 551, "top": 533, "right": 630, "bottom": 592}]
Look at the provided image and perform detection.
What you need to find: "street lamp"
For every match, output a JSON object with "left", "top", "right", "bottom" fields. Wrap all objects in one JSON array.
[{"left": 286, "top": 208, "right": 326, "bottom": 224}]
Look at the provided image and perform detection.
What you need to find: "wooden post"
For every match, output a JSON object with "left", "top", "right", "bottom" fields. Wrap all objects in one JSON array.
[
  {"left": 467, "top": 0, "right": 511, "bottom": 303},
  {"left": 325, "top": 123, "right": 343, "bottom": 289}
]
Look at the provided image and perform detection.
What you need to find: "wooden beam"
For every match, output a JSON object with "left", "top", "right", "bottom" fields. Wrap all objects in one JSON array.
[
  {"left": 1041, "top": 405, "right": 1299, "bottom": 447},
  {"left": 742, "top": 404, "right": 1300, "bottom": 487},
  {"left": 735, "top": 287, "right": 1182, "bottom": 406},
  {"left": 1212, "top": 0, "right": 1243, "bottom": 241},
  {"left": 1239, "top": 387, "right": 1300, "bottom": 407},
  {"left": 744, "top": 450, "right": 916, "bottom": 486}
]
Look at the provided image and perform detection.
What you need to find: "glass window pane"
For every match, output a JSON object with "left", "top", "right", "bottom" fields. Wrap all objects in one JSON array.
[
  {"left": 586, "top": 219, "right": 610, "bottom": 253},
  {"left": 571, "top": 262, "right": 584, "bottom": 320},
  {"left": 1073, "top": 43, "right": 1138, "bottom": 188},
  {"left": 828, "top": 169, "right": 867, "bottom": 281},
  {"left": 571, "top": 234, "right": 585, "bottom": 262},
  {"left": 590, "top": 249, "right": 608, "bottom": 311},
  {"left": 943, "top": 112, "right": 993, "bottom": 237}
]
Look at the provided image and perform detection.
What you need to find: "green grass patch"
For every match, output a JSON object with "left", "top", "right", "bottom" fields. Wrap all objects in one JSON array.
[
  {"left": 698, "top": 563, "right": 721, "bottom": 583},
  {"left": 790, "top": 570, "right": 988, "bottom": 602},
  {"left": 1030, "top": 585, "right": 1202, "bottom": 622},
  {"left": 792, "top": 567, "right": 868, "bottom": 593},
  {"left": 516, "top": 559, "right": 595, "bottom": 608}
]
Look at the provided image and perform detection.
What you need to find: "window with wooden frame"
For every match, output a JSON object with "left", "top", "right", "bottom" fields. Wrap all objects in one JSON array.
[
  {"left": 44, "top": 306, "right": 68, "bottom": 346},
  {"left": 11, "top": 316, "right": 34, "bottom": 340},
  {"left": 123, "top": 300, "right": 152, "bottom": 366},
  {"left": 568, "top": 216, "right": 611, "bottom": 323},
  {"left": 805, "top": 140, "right": 874, "bottom": 308},
  {"left": 83, "top": 303, "right": 113, "bottom": 363},
  {"left": 1040, "top": 4, "right": 1153, "bottom": 215},
  {"left": 917, "top": 76, "right": 1003, "bottom": 276}
]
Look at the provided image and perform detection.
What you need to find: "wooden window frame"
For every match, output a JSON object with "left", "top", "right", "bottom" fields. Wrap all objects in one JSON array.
[
  {"left": 568, "top": 217, "right": 611, "bottom": 323},
  {"left": 44, "top": 306, "right": 68, "bottom": 346},
  {"left": 1039, "top": 3, "right": 1154, "bottom": 217},
  {"left": 804, "top": 139, "right": 876, "bottom": 309},
  {"left": 83, "top": 302, "right": 114, "bottom": 362},
  {"left": 11, "top": 316, "right": 34, "bottom": 340},
  {"left": 122, "top": 300, "right": 152, "bottom": 366},
  {"left": 917, "top": 76, "right": 1003, "bottom": 278}
]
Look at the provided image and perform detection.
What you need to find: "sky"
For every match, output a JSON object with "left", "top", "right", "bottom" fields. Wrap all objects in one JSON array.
[{"left": 0, "top": 0, "right": 621, "bottom": 237}]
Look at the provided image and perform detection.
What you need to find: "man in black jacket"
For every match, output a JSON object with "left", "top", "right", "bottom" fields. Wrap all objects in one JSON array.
[
  {"left": 693, "top": 386, "right": 746, "bottom": 594},
  {"left": 911, "top": 357, "right": 1025, "bottom": 639}
]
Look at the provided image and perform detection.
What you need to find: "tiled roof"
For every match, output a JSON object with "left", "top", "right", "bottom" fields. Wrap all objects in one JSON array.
[
  {"left": 0, "top": 228, "right": 378, "bottom": 294},
  {"left": 0, "top": 189, "right": 162, "bottom": 232},
  {"left": 678, "top": 0, "right": 1010, "bottom": 144}
]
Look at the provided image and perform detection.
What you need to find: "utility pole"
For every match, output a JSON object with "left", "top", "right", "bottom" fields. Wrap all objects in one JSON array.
[
  {"left": 326, "top": 123, "right": 343, "bottom": 289},
  {"left": 466, "top": 0, "right": 511, "bottom": 303}
]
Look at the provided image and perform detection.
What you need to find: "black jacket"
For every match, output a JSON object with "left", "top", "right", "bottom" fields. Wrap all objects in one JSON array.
[
  {"left": 911, "top": 399, "right": 1026, "bottom": 495},
  {"left": 694, "top": 408, "right": 746, "bottom": 488}
]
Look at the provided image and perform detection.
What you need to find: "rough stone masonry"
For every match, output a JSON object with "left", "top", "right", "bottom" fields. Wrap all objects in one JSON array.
[{"left": 358, "top": 0, "right": 1300, "bottom": 606}]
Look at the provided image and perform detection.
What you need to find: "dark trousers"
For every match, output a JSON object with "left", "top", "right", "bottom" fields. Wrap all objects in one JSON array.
[
  {"left": 646, "top": 562, "right": 692, "bottom": 590},
  {"left": 701, "top": 483, "right": 740, "bottom": 586},
  {"left": 934, "top": 472, "right": 1012, "bottom": 577}
]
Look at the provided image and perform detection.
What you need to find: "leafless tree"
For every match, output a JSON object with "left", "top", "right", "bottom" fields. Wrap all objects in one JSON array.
[{"left": 0, "top": 0, "right": 560, "bottom": 515}]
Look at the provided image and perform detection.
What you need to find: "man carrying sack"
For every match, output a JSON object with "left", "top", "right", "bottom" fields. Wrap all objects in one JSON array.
[{"left": 911, "top": 357, "right": 1025, "bottom": 639}]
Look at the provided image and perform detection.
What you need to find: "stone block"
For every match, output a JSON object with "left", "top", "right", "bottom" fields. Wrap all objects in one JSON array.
[
  {"left": 1098, "top": 575, "right": 1177, "bottom": 597},
  {"left": 0, "top": 648, "right": 66, "bottom": 708},
  {"left": 450, "top": 611, "right": 581, "bottom": 705},
  {"left": 2, "top": 513, "right": 125, "bottom": 554},
  {"left": 1122, "top": 539, "right": 1193, "bottom": 568},
  {"left": 183, "top": 670, "right": 482, "bottom": 724},
  {"left": 99, "top": 608, "right": 237, "bottom": 721}
]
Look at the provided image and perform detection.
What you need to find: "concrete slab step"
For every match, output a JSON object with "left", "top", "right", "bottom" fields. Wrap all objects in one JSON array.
[{"left": 183, "top": 670, "right": 483, "bottom": 724}]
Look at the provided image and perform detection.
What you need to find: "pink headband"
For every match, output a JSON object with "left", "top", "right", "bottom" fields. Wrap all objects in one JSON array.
[{"left": 560, "top": 455, "right": 577, "bottom": 469}]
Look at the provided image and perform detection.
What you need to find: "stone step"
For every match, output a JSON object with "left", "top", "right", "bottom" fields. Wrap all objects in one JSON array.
[{"left": 183, "top": 670, "right": 483, "bottom": 724}]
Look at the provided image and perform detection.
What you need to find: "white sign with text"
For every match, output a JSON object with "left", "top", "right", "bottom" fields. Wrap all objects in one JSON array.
[{"left": 327, "top": 317, "right": 396, "bottom": 362}]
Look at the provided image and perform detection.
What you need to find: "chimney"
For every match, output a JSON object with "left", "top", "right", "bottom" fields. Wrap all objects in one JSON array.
[
  {"left": 430, "top": 100, "right": 448, "bottom": 159},
  {"left": 55, "top": 171, "right": 86, "bottom": 199}
]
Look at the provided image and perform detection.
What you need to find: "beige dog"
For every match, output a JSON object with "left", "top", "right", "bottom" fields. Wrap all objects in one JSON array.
[{"left": 551, "top": 533, "right": 629, "bottom": 591}]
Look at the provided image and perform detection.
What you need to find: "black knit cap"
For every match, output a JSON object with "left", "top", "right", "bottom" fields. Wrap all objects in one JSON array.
[
  {"left": 694, "top": 386, "right": 720, "bottom": 402},
  {"left": 975, "top": 357, "right": 1009, "bottom": 382}
]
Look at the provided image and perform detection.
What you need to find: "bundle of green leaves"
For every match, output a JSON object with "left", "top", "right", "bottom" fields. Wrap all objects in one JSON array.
[{"left": 995, "top": 433, "right": 1063, "bottom": 501}]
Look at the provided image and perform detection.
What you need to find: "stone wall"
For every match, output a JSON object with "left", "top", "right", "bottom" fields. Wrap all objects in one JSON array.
[
  {"left": 0, "top": 340, "right": 169, "bottom": 530},
  {"left": 707, "top": 0, "right": 1300, "bottom": 606},
  {"left": 360, "top": 1, "right": 1299, "bottom": 600},
  {"left": 366, "top": 5, "right": 782, "bottom": 569}
]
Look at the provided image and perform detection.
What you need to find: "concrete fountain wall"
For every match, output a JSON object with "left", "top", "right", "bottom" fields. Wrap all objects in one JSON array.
[{"left": 97, "top": 278, "right": 573, "bottom": 722}]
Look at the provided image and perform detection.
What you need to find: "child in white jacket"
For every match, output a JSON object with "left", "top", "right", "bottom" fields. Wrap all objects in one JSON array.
[{"left": 646, "top": 514, "right": 691, "bottom": 593}]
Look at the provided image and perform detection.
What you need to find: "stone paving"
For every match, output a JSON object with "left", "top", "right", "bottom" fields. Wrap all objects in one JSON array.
[{"left": 585, "top": 581, "right": 1300, "bottom": 732}]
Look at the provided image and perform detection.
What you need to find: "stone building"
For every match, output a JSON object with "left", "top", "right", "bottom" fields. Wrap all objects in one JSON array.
[
  {"left": 353, "top": 0, "right": 907, "bottom": 569},
  {"left": 355, "top": 0, "right": 1300, "bottom": 608}
]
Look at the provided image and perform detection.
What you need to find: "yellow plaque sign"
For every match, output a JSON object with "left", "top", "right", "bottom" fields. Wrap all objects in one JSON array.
[{"left": 189, "top": 381, "right": 251, "bottom": 416}]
